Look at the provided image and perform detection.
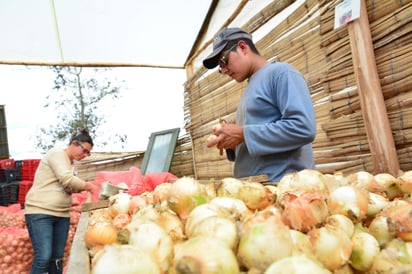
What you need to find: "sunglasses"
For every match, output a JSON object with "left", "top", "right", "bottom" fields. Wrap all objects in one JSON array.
[
  {"left": 218, "top": 44, "right": 238, "bottom": 73},
  {"left": 77, "top": 141, "right": 91, "bottom": 156}
]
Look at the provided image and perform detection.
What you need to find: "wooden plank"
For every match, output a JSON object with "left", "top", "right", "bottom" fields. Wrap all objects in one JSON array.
[
  {"left": 198, "top": 174, "right": 269, "bottom": 185},
  {"left": 347, "top": 0, "right": 400, "bottom": 175},
  {"left": 66, "top": 212, "right": 91, "bottom": 274},
  {"left": 81, "top": 200, "right": 110, "bottom": 212},
  {"left": 238, "top": 174, "right": 269, "bottom": 183}
]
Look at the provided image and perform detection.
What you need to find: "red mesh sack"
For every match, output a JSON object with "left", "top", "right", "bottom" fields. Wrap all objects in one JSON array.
[
  {"left": 0, "top": 204, "right": 25, "bottom": 228},
  {"left": 143, "top": 172, "right": 177, "bottom": 192},
  {"left": 92, "top": 167, "right": 144, "bottom": 200}
]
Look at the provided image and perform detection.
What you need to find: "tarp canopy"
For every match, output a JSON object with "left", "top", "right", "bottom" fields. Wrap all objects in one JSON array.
[{"left": 0, "top": 0, "right": 276, "bottom": 68}]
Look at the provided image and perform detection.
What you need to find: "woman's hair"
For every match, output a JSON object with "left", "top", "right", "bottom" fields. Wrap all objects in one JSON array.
[{"left": 69, "top": 129, "right": 94, "bottom": 146}]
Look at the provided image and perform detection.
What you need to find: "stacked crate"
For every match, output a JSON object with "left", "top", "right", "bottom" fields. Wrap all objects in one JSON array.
[
  {"left": 0, "top": 159, "right": 20, "bottom": 206},
  {"left": 18, "top": 180, "right": 33, "bottom": 206},
  {"left": 19, "top": 159, "right": 40, "bottom": 181},
  {"left": 16, "top": 159, "right": 40, "bottom": 207},
  {"left": 0, "top": 159, "right": 40, "bottom": 206}
]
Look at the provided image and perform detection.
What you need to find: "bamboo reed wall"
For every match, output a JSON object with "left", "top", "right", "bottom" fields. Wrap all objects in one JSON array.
[{"left": 183, "top": 0, "right": 412, "bottom": 180}]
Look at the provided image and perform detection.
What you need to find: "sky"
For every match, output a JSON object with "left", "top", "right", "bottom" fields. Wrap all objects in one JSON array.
[{"left": 0, "top": 64, "right": 186, "bottom": 160}]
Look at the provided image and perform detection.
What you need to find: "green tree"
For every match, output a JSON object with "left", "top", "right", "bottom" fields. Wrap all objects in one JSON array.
[{"left": 35, "top": 66, "right": 127, "bottom": 152}]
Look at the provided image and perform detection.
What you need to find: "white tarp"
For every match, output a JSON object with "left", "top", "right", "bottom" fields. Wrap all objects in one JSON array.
[
  {"left": 1, "top": 0, "right": 288, "bottom": 69},
  {"left": 0, "top": 0, "right": 212, "bottom": 67}
]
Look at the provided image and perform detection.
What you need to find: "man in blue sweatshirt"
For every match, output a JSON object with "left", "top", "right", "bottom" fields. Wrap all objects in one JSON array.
[{"left": 203, "top": 27, "right": 316, "bottom": 183}]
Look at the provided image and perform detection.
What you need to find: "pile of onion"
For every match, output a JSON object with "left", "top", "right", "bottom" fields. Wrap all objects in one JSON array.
[
  {"left": 0, "top": 227, "right": 33, "bottom": 273},
  {"left": 83, "top": 168, "right": 412, "bottom": 274}
]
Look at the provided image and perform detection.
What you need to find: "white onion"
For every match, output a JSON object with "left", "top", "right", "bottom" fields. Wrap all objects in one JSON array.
[
  {"left": 237, "top": 181, "right": 273, "bottom": 210},
  {"left": 368, "top": 215, "right": 394, "bottom": 247},
  {"left": 308, "top": 225, "right": 352, "bottom": 271},
  {"left": 277, "top": 169, "right": 330, "bottom": 199},
  {"left": 325, "top": 214, "right": 354, "bottom": 239},
  {"left": 108, "top": 192, "right": 132, "bottom": 218},
  {"left": 185, "top": 203, "right": 229, "bottom": 238},
  {"left": 289, "top": 229, "right": 317, "bottom": 261},
  {"left": 349, "top": 228, "right": 380, "bottom": 271},
  {"left": 91, "top": 244, "right": 161, "bottom": 274},
  {"left": 398, "top": 170, "right": 412, "bottom": 194},
  {"left": 166, "top": 177, "right": 209, "bottom": 220},
  {"left": 367, "top": 192, "right": 390, "bottom": 217},
  {"left": 189, "top": 215, "right": 238, "bottom": 250},
  {"left": 328, "top": 185, "right": 369, "bottom": 222},
  {"left": 216, "top": 177, "right": 244, "bottom": 198},
  {"left": 264, "top": 255, "right": 331, "bottom": 274},
  {"left": 127, "top": 221, "right": 173, "bottom": 272},
  {"left": 369, "top": 238, "right": 412, "bottom": 273},
  {"left": 155, "top": 209, "right": 185, "bottom": 242},
  {"left": 171, "top": 235, "right": 239, "bottom": 274},
  {"left": 374, "top": 173, "right": 403, "bottom": 200},
  {"left": 237, "top": 208, "right": 293, "bottom": 272},
  {"left": 323, "top": 173, "right": 347, "bottom": 193},
  {"left": 209, "top": 196, "right": 250, "bottom": 221}
]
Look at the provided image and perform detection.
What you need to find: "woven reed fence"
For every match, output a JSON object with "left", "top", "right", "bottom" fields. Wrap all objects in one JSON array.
[{"left": 183, "top": 0, "right": 412, "bottom": 180}]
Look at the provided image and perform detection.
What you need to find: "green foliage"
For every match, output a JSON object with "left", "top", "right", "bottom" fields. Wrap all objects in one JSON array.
[{"left": 35, "top": 66, "right": 127, "bottom": 152}]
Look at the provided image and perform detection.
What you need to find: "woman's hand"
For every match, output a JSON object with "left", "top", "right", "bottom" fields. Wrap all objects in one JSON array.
[{"left": 84, "top": 181, "right": 98, "bottom": 192}]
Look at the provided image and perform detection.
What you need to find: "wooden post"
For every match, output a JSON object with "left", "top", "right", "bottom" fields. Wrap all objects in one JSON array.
[{"left": 347, "top": 0, "right": 400, "bottom": 175}]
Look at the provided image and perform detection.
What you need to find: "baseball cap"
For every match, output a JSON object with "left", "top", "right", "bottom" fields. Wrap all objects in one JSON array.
[{"left": 203, "top": 27, "right": 252, "bottom": 69}]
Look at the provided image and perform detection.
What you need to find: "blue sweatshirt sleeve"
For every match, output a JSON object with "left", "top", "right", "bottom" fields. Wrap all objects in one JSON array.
[{"left": 242, "top": 63, "right": 316, "bottom": 156}]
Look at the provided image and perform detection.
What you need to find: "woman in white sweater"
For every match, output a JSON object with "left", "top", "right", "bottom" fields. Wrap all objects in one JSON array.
[{"left": 24, "top": 129, "right": 98, "bottom": 274}]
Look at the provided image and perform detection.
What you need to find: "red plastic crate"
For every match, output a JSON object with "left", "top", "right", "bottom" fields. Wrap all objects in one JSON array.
[
  {"left": 19, "top": 159, "right": 41, "bottom": 180},
  {"left": 18, "top": 180, "right": 33, "bottom": 205},
  {"left": 0, "top": 159, "right": 15, "bottom": 169}
]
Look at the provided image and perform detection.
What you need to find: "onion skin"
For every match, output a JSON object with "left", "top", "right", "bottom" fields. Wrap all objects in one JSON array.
[
  {"left": 280, "top": 190, "right": 329, "bottom": 233},
  {"left": 384, "top": 202, "right": 412, "bottom": 241}
]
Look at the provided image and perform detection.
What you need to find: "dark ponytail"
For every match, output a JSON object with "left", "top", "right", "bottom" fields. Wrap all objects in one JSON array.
[{"left": 69, "top": 129, "right": 94, "bottom": 146}]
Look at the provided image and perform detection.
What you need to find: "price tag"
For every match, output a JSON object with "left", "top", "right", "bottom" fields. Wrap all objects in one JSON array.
[{"left": 334, "top": 0, "right": 361, "bottom": 29}]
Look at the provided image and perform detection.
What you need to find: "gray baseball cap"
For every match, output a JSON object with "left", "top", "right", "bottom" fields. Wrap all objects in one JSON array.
[{"left": 203, "top": 27, "right": 252, "bottom": 69}]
